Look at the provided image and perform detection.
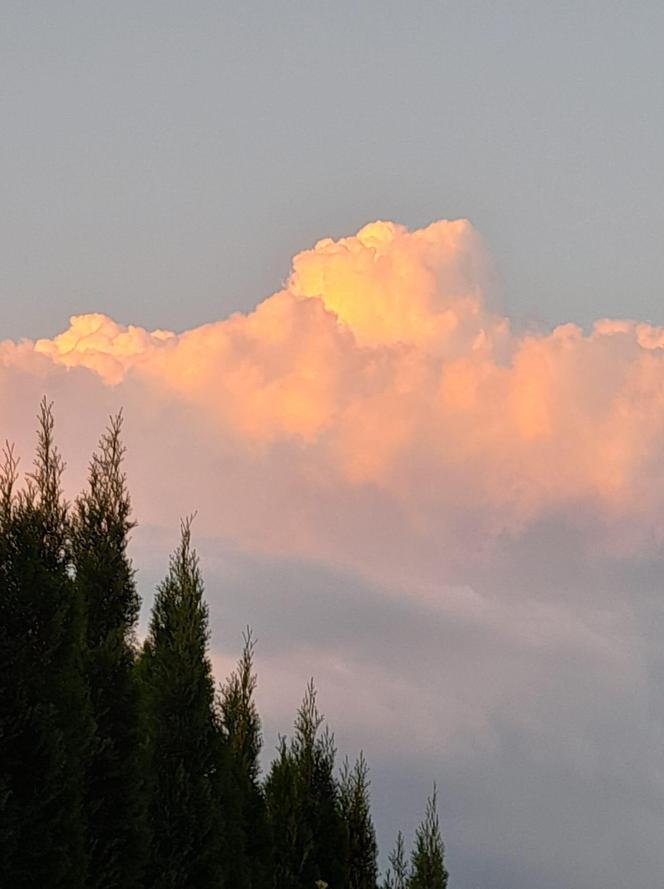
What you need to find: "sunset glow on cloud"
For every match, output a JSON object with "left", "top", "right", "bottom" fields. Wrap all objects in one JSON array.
[{"left": 3, "top": 218, "right": 664, "bottom": 578}]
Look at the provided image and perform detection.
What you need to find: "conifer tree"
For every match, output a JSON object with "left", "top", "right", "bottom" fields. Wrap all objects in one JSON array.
[
  {"left": 72, "top": 414, "right": 146, "bottom": 888},
  {"left": 339, "top": 751, "right": 378, "bottom": 889},
  {"left": 219, "top": 628, "right": 272, "bottom": 888},
  {"left": 0, "top": 401, "right": 91, "bottom": 889},
  {"left": 264, "top": 735, "right": 300, "bottom": 888},
  {"left": 382, "top": 832, "right": 409, "bottom": 889},
  {"left": 293, "top": 680, "right": 345, "bottom": 889},
  {"left": 265, "top": 680, "right": 345, "bottom": 889},
  {"left": 409, "top": 785, "right": 448, "bottom": 889},
  {"left": 139, "top": 519, "right": 225, "bottom": 889}
]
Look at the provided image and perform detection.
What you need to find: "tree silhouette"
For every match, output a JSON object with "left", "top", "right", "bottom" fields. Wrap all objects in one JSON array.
[
  {"left": 139, "top": 519, "right": 225, "bottom": 889},
  {"left": 73, "top": 413, "right": 147, "bottom": 888},
  {"left": 409, "top": 785, "right": 448, "bottom": 889},
  {"left": 0, "top": 402, "right": 92, "bottom": 888}
]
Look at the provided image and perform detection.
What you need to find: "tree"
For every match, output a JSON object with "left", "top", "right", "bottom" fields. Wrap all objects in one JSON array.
[
  {"left": 293, "top": 680, "right": 345, "bottom": 889},
  {"left": 382, "top": 832, "right": 409, "bottom": 889},
  {"left": 219, "top": 628, "right": 272, "bottom": 888},
  {"left": 0, "top": 402, "right": 453, "bottom": 889},
  {"left": 265, "top": 680, "right": 345, "bottom": 889},
  {"left": 0, "top": 401, "right": 92, "bottom": 889},
  {"left": 409, "top": 785, "right": 448, "bottom": 889},
  {"left": 72, "top": 413, "right": 147, "bottom": 888},
  {"left": 139, "top": 519, "right": 225, "bottom": 889},
  {"left": 264, "top": 735, "right": 300, "bottom": 889},
  {"left": 339, "top": 752, "right": 378, "bottom": 889}
]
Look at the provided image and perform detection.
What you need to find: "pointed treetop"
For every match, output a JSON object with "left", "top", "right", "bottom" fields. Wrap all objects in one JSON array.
[
  {"left": 383, "top": 831, "right": 409, "bottom": 889},
  {"left": 410, "top": 783, "right": 448, "bottom": 889},
  {"left": 0, "top": 442, "right": 19, "bottom": 520},
  {"left": 85, "top": 411, "right": 132, "bottom": 520},
  {"left": 28, "top": 399, "right": 66, "bottom": 514},
  {"left": 220, "top": 626, "right": 263, "bottom": 779},
  {"left": 294, "top": 677, "right": 325, "bottom": 752}
]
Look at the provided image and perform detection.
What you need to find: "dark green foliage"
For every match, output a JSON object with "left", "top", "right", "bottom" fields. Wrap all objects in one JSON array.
[
  {"left": 72, "top": 414, "right": 147, "bottom": 889},
  {"left": 219, "top": 629, "right": 272, "bottom": 888},
  {"left": 0, "top": 403, "right": 450, "bottom": 889},
  {"left": 340, "top": 751, "right": 378, "bottom": 889},
  {"left": 265, "top": 680, "right": 345, "bottom": 889},
  {"left": 291, "top": 681, "right": 345, "bottom": 889},
  {"left": 409, "top": 785, "right": 448, "bottom": 889},
  {"left": 0, "top": 402, "right": 92, "bottom": 889},
  {"left": 263, "top": 736, "right": 300, "bottom": 888},
  {"left": 382, "top": 832, "right": 409, "bottom": 889},
  {"left": 139, "top": 520, "right": 225, "bottom": 889}
]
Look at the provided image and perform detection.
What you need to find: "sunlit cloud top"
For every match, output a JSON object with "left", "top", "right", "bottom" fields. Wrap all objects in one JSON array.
[{"left": 3, "top": 218, "right": 664, "bottom": 581}]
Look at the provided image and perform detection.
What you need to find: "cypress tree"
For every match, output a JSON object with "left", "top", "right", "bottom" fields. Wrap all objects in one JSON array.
[
  {"left": 0, "top": 401, "right": 91, "bottom": 889},
  {"left": 265, "top": 680, "right": 345, "bottom": 889},
  {"left": 382, "top": 832, "right": 409, "bottom": 889},
  {"left": 139, "top": 519, "right": 225, "bottom": 889},
  {"left": 409, "top": 785, "right": 448, "bottom": 889},
  {"left": 293, "top": 680, "right": 345, "bottom": 889},
  {"left": 339, "top": 751, "right": 378, "bottom": 889},
  {"left": 72, "top": 413, "right": 146, "bottom": 888},
  {"left": 264, "top": 735, "right": 300, "bottom": 889},
  {"left": 219, "top": 628, "right": 272, "bottom": 889}
]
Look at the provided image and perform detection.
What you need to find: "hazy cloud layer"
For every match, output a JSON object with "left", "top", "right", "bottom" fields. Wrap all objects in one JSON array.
[{"left": 2, "top": 219, "right": 664, "bottom": 888}]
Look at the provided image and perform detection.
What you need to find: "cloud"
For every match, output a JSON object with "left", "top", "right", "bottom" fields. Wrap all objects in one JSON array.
[
  {"left": 4, "top": 217, "right": 664, "bottom": 577},
  {"left": 3, "top": 217, "right": 664, "bottom": 888},
  {"left": 184, "top": 540, "right": 661, "bottom": 889}
]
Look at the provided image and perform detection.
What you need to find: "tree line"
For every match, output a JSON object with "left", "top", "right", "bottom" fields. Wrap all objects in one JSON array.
[{"left": 0, "top": 402, "right": 449, "bottom": 889}]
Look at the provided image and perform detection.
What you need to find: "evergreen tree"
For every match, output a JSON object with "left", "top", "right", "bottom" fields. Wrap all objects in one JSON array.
[
  {"left": 0, "top": 401, "right": 91, "bottom": 889},
  {"left": 340, "top": 751, "right": 378, "bottom": 889},
  {"left": 292, "top": 680, "right": 345, "bottom": 889},
  {"left": 219, "top": 628, "right": 272, "bottom": 888},
  {"left": 265, "top": 680, "right": 345, "bottom": 889},
  {"left": 409, "top": 785, "right": 448, "bottom": 889},
  {"left": 264, "top": 735, "right": 300, "bottom": 888},
  {"left": 72, "top": 413, "right": 146, "bottom": 888},
  {"left": 382, "top": 832, "right": 409, "bottom": 889},
  {"left": 139, "top": 519, "right": 225, "bottom": 889}
]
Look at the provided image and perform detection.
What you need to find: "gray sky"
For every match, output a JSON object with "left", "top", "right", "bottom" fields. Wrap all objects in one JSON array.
[
  {"left": 3, "top": 4, "right": 664, "bottom": 889},
  {"left": 2, "top": 1, "right": 664, "bottom": 340}
]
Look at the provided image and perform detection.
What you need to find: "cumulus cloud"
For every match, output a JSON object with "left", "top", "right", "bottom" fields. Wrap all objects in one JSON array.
[
  {"left": 3, "top": 218, "right": 664, "bottom": 888},
  {"left": 3, "top": 217, "right": 664, "bottom": 577}
]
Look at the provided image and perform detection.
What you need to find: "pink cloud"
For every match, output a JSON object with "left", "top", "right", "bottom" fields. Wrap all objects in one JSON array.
[{"left": 3, "top": 218, "right": 664, "bottom": 585}]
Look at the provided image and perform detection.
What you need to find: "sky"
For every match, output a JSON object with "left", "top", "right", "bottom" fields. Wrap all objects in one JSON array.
[{"left": 2, "top": 3, "right": 664, "bottom": 888}]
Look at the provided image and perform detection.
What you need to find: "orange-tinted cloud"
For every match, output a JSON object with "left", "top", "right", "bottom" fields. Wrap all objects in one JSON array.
[{"left": 3, "top": 218, "right": 664, "bottom": 581}]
